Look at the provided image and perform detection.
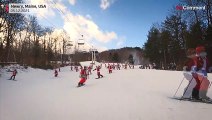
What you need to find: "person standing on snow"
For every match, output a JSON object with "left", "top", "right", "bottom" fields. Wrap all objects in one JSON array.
[
  {"left": 54, "top": 69, "right": 58, "bottom": 77},
  {"left": 87, "top": 65, "right": 92, "bottom": 75},
  {"left": 93, "top": 66, "right": 103, "bottom": 78},
  {"left": 70, "top": 65, "right": 73, "bottom": 71},
  {"left": 108, "top": 64, "right": 112, "bottom": 74},
  {"left": 78, "top": 66, "right": 88, "bottom": 87},
  {"left": 182, "top": 48, "right": 197, "bottom": 99},
  {"left": 75, "top": 66, "right": 79, "bottom": 72},
  {"left": 192, "top": 46, "right": 211, "bottom": 100},
  {"left": 9, "top": 69, "right": 17, "bottom": 80},
  {"left": 117, "top": 63, "right": 121, "bottom": 70},
  {"left": 125, "top": 64, "right": 127, "bottom": 69}
]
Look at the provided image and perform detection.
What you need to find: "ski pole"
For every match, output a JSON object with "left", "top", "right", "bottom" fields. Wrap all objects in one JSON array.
[
  {"left": 173, "top": 76, "right": 185, "bottom": 98},
  {"left": 181, "top": 77, "right": 194, "bottom": 99},
  {"left": 209, "top": 81, "right": 212, "bottom": 88}
]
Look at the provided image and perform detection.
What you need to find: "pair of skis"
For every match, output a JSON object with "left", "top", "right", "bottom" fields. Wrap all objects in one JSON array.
[
  {"left": 77, "top": 76, "right": 104, "bottom": 87},
  {"left": 7, "top": 79, "right": 17, "bottom": 81},
  {"left": 77, "top": 84, "right": 85, "bottom": 88},
  {"left": 172, "top": 97, "right": 212, "bottom": 104}
]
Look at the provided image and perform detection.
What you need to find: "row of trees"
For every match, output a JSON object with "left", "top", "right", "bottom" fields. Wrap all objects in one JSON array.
[
  {"left": 0, "top": 0, "right": 71, "bottom": 68},
  {"left": 143, "top": 0, "right": 212, "bottom": 70},
  {"left": 108, "top": 52, "right": 134, "bottom": 64},
  {"left": 99, "top": 47, "right": 149, "bottom": 65}
]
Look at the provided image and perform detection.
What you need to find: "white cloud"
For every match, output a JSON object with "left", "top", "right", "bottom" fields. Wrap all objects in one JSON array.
[
  {"left": 26, "top": 0, "right": 119, "bottom": 52},
  {"left": 26, "top": 0, "right": 55, "bottom": 18},
  {"left": 100, "top": 0, "right": 115, "bottom": 10},
  {"left": 57, "top": 3, "right": 118, "bottom": 51},
  {"left": 68, "top": 0, "right": 76, "bottom": 5}
]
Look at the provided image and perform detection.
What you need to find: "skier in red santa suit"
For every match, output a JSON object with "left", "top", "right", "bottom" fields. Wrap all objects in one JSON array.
[
  {"left": 108, "top": 64, "right": 112, "bottom": 74},
  {"left": 192, "top": 46, "right": 211, "bottom": 100},
  {"left": 78, "top": 66, "right": 88, "bottom": 87},
  {"left": 182, "top": 48, "right": 197, "bottom": 99},
  {"left": 9, "top": 69, "right": 17, "bottom": 80},
  {"left": 93, "top": 66, "right": 103, "bottom": 78}
]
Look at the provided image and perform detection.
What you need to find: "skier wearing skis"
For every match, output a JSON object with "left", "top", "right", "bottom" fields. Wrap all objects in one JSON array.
[
  {"left": 88, "top": 65, "right": 92, "bottom": 75},
  {"left": 193, "top": 46, "right": 211, "bottom": 100},
  {"left": 108, "top": 64, "right": 112, "bottom": 74},
  {"left": 70, "top": 65, "right": 73, "bottom": 71},
  {"left": 9, "top": 69, "right": 17, "bottom": 80},
  {"left": 93, "top": 66, "right": 103, "bottom": 78},
  {"left": 78, "top": 66, "right": 88, "bottom": 87},
  {"left": 54, "top": 69, "right": 58, "bottom": 77},
  {"left": 125, "top": 64, "right": 127, "bottom": 69},
  {"left": 75, "top": 66, "right": 79, "bottom": 72},
  {"left": 117, "top": 63, "right": 121, "bottom": 70},
  {"left": 182, "top": 48, "right": 197, "bottom": 99}
]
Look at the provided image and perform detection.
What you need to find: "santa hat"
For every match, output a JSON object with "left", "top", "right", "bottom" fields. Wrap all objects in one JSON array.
[{"left": 196, "top": 46, "right": 205, "bottom": 54}]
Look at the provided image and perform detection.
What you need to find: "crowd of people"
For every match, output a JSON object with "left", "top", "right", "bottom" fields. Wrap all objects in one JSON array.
[
  {"left": 75, "top": 63, "right": 136, "bottom": 87},
  {"left": 51, "top": 62, "right": 138, "bottom": 87}
]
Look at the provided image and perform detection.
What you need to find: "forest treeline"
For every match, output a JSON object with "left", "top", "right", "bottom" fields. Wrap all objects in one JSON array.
[
  {"left": 0, "top": 0, "right": 71, "bottom": 69},
  {"left": 143, "top": 0, "right": 212, "bottom": 70}
]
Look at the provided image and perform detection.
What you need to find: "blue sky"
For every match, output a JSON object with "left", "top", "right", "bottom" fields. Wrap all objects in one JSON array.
[{"left": 27, "top": 0, "right": 180, "bottom": 51}]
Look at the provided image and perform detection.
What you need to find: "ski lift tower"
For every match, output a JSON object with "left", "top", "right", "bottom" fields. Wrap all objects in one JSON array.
[
  {"left": 78, "top": 35, "right": 85, "bottom": 52},
  {"left": 89, "top": 46, "right": 97, "bottom": 64},
  {"left": 66, "top": 40, "right": 73, "bottom": 63}
]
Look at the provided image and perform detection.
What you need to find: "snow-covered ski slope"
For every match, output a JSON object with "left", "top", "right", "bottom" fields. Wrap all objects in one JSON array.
[{"left": 0, "top": 61, "right": 212, "bottom": 120}]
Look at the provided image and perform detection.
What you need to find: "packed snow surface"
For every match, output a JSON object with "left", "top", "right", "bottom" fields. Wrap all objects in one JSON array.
[{"left": 0, "top": 61, "right": 212, "bottom": 120}]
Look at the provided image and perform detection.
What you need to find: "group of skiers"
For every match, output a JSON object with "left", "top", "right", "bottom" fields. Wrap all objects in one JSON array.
[
  {"left": 8, "top": 45, "right": 211, "bottom": 101},
  {"left": 77, "top": 63, "right": 127, "bottom": 87},
  {"left": 77, "top": 65, "right": 104, "bottom": 87},
  {"left": 51, "top": 62, "right": 150, "bottom": 87},
  {"left": 6, "top": 45, "right": 211, "bottom": 103},
  {"left": 182, "top": 46, "right": 211, "bottom": 101}
]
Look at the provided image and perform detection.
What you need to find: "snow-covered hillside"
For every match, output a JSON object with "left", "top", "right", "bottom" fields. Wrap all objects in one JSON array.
[{"left": 0, "top": 62, "right": 212, "bottom": 120}]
